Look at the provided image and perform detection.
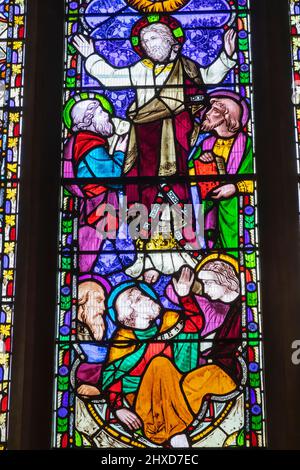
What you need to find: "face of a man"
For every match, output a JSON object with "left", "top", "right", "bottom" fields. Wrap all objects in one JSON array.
[
  {"left": 92, "top": 104, "right": 114, "bottom": 137},
  {"left": 201, "top": 278, "right": 227, "bottom": 301},
  {"left": 118, "top": 287, "right": 161, "bottom": 330},
  {"left": 201, "top": 102, "right": 225, "bottom": 132},
  {"left": 0, "top": 81, "right": 5, "bottom": 108},
  {"left": 141, "top": 29, "right": 173, "bottom": 63}
]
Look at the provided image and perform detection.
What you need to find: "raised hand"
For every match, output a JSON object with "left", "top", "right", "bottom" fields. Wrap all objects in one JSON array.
[
  {"left": 172, "top": 266, "right": 195, "bottom": 297},
  {"left": 115, "top": 408, "right": 143, "bottom": 431},
  {"left": 224, "top": 29, "right": 237, "bottom": 58},
  {"left": 211, "top": 184, "right": 237, "bottom": 200},
  {"left": 72, "top": 34, "right": 95, "bottom": 58}
]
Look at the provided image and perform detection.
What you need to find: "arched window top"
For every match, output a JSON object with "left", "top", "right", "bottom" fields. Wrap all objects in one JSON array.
[{"left": 289, "top": 0, "right": 300, "bottom": 212}]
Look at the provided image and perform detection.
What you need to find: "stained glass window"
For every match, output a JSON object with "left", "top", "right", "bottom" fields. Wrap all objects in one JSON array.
[
  {"left": 0, "top": 0, "right": 26, "bottom": 450},
  {"left": 289, "top": 0, "right": 300, "bottom": 209},
  {"left": 54, "top": 0, "right": 266, "bottom": 448}
]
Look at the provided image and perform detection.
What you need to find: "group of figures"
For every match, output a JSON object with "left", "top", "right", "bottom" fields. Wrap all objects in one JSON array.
[{"left": 56, "top": 0, "right": 264, "bottom": 448}]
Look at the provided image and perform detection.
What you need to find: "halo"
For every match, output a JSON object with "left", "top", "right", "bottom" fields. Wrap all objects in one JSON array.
[
  {"left": 127, "top": 0, "right": 189, "bottom": 13},
  {"left": 196, "top": 253, "right": 239, "bottom": 274},
  {"left": 131, "top": 14, "right": 185, "bottom": 57},
  {"left": 63, "top": 92, "right": 114, "bottom": 130}
]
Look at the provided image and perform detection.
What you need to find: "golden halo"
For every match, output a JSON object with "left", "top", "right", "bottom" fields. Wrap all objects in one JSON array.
[
  {"left": 127, "top": 0, "right": 189, "bottom": 13},
  {"left": 196, "top": 253, "right": 239, "bottom": 274}
]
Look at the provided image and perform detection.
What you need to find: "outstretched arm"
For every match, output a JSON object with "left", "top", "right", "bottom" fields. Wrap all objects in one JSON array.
[
  {"left": 200, "top": 29, "right": 237, "bottom": 84},
  {"left": 72, "top": 34, "right": 132, "bottom": 88}
]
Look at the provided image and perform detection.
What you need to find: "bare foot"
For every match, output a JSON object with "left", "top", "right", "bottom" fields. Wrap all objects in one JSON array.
[{"left": 77, "top": 384, "right": 101, "bottom": 397}]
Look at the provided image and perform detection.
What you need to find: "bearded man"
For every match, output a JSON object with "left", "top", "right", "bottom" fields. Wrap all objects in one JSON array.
[
  {"left": 189, "top": 91, "right": 254, "bottom": 254},
  {"left": 72, "top": 19, "right": 237, "bottom": 209}
]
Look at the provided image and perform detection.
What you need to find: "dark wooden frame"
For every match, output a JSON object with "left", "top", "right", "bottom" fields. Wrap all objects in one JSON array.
[{"left": 7, "top": 0, "right": 300, "bottom": 449}]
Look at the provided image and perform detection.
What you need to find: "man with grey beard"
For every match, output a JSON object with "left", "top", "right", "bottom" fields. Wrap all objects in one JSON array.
[
  {"left": 190, "top": 91, "right": 254, "bottom": 253},
  {"left": 63, "top": 96, "right": 131, "bottom": 356}
]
